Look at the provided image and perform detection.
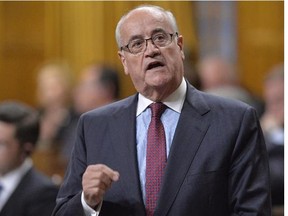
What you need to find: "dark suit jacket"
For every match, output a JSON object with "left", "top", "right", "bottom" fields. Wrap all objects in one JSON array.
[
  {"left": 266, "top": 142, "right": 284, "bottom": 205},
  {"left": 0, "top": 167, "right": 59, "bottom": 216},
  {"left": 53, "top": 83, "right": 271, "bottom": 216}
]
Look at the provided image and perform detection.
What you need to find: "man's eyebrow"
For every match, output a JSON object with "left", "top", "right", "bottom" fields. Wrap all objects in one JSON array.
[
  {"left": 127, "top": 28, "right": 166, "bottom": 43},
  {"left": 127, "top": 34, "right": 143, "bottom": 43},
  {"left": 151, "top": 28, "right": 166, "bottom": 35}
]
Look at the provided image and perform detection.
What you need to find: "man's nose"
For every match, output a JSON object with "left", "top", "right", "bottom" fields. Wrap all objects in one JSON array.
[{"left": 144, "top": 39, "right": 159, "bottom": 55}]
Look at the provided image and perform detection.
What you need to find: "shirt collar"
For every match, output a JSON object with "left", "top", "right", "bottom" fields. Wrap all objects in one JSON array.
[{"left": 137, "top": 78, "right": 187, "bottom": 116}]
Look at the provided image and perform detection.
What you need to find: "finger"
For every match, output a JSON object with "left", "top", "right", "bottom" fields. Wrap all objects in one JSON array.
[
  {"left": 93, "top": 173, "right": 114, "bottom": 189},
  {"left": 88, "top": 164, "right": 120, "bottom": 182},
  {"left": 110, "top": 170, "right": 120, "bottom": 182}
]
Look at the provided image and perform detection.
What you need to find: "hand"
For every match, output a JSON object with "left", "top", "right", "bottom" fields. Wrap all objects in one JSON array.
[{"left": 82, "top": 164, "right": 120, "bottom": 208}]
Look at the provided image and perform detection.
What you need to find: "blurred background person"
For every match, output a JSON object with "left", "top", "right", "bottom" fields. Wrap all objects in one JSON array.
[
  {"left": 36, "top": 61, "right": 74, "bottom": 150},
  {"left": 73, "top": 63, "right": 120, "bottom": 115},
  {"left": 197, "top": 55, "right": 264, "bottom": 115},
  {"left": 183, "top": 48, "right": 201, "bottom": 90},
  {"left": 34, "top": 61, "right": 75, "bottom": 179},
  {"left": 260, "top": 63, "right": 284, "bottom": 207},
  {"left": 58, "top": 63, "right": 120, "bottom": 167},
  {"left": 0, "top": 101, "right": 58, "bottom": 216}
]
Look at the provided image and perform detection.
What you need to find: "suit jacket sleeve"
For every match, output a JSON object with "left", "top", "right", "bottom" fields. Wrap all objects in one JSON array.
[
  {"left": 229, "top": 107, "right": 271, "bottom": 215},
  {"left": 52, "top": 115, "right": 88, "bottom": 216}
]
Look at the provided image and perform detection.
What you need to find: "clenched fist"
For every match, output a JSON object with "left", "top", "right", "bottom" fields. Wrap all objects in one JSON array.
[{"left": 82, "top": 164, "right": 120, "bottom": 208}]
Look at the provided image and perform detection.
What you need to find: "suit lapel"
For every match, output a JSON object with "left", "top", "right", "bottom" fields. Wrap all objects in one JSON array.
[
  {"left": 156, "top": 85, "right": 211, "bottom": 216},
  {"left": 108, "top": 95, "right": 146, "bottom": 211}
]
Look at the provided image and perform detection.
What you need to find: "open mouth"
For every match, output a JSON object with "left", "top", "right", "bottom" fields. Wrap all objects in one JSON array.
[{"left": 146, "top": 61, "right": 164, "bottom": 70}]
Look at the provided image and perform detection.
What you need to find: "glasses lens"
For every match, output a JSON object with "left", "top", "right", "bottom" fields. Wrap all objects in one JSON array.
[
  {"left": 128, "top": 38, "right": 145, "bottom": 54},
  {"left": 126, "top": 32, "right": 175, "bottom": 54},
  {"left": 152, "top": 32, "right": 171, "bottom": 47}
]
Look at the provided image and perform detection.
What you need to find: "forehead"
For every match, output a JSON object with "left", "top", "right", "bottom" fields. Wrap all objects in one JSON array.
[{"left": 120, "top": 8, "right": 173, "bottom": 38}]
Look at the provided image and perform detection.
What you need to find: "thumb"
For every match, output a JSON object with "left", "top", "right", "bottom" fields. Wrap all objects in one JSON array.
[{"left": 112, "top": 171, "right": 120, "bottom": 182}]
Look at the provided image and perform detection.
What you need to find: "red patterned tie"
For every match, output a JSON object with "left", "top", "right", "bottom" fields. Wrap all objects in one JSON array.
[{"left": 146, "top": 102, "right": 167, "bottom": 216}]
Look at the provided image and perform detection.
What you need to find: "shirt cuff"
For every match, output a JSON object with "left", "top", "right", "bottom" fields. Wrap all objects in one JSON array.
[{"left": 81, "top": 191, "right": 102, "bottom": 216}]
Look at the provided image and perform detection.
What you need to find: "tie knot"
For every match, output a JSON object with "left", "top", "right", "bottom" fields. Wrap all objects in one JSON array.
[{"left": 150, "top": 102, "right": 167, "bottom": 118}]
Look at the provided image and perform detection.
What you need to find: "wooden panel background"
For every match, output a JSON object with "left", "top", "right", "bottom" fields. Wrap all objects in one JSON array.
[
  {"left": 0, "top": 1, "right": 283, "bottom": 104},
  {"left": 237, "top": 1, "right": 284, "bottom": 97},
  {"left": 0, "top": 1, "right": 198, "bottom": 106},
  {"left": 0, "top": 2, "right": 45, "bottom": 105}
]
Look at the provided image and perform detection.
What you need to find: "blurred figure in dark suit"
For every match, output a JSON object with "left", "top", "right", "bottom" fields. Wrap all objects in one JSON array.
[
  {"left": 73, "top": 64, "right": 120, "bottom": 115},
  {"left": 35, "top": 61, "right": 74, "bottom": 152},
  {"left": 34, "top": 61, "right": 75, "bottom": 179},
  {"left": 197, "top": 55, "right": 264, "bottom": 115},
  {"left": 260, "top": 64, "right": 284, "bottom": 206},
  {"left": 0, "top": 101, "right": 58, "bottom": 216},
  {"left": 58, "top": 64, "right": 120, "bottom": 165}
]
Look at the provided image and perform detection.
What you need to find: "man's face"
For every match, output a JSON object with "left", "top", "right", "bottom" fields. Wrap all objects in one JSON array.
[
  {"left": 118, "top": 8, "right": 185, "bottom": 101},
  {"left": 73, "top": 68, "right": 106, "bottom": 113},
  {"left": 0, "top": 122, "right": 24, "bottom": 176}
]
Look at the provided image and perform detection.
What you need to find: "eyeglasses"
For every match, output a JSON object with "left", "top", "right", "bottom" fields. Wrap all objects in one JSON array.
[{"left": 120, "top": 32, "right": 178, "bottom": 55}]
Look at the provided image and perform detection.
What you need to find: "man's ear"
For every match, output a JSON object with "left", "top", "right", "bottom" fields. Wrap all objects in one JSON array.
[
  {"left": 177, "top": 35, "right": 185, "bottom": 61},
  {"left": 22, "top": 142, "right": 34, "bottom": 156},
  {"left": 118, "top": 51, "right": 129, "bottom": 75}
]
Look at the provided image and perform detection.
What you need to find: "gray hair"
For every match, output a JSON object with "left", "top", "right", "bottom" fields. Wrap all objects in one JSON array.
[{"left": 115, "top": 5, "right": 179, "bottom": 49}]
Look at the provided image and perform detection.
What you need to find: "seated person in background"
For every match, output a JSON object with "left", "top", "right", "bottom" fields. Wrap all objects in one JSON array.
[
  {"left": 34, "top": 61, "right": 75, "bottom": 179},
  {"left": 73, "top": 63, "right": 120, "bottom": 115},
  {"left": 0, "top": 101, "right": 59, "bottom": 216},
  {"left": 260, "top": 63, "right": 284, "bottom": 206},
  {"left": 197, "top": 55, "right": 264, "bottom": 115},
  {"left": 58, "top": 63, "right": 120, "bottom": 166},
  {"left": 35, "top": 61, "right": 74, "bottom": 151}
]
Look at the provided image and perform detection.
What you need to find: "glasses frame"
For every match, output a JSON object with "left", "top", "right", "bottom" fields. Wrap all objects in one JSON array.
[{"left": 120, "top": 32, "right": 178, "bottom": 55}]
